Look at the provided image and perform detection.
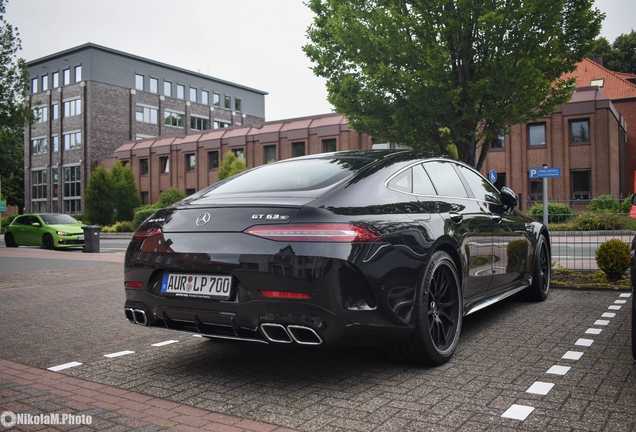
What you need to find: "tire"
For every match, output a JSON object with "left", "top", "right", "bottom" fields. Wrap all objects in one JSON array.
[
  {"left": 389, "top": 250, "right": 463, "bottom": 366},
  {"left": 42, "top": 234, "right": 55, "bottom": 250},
  {"left": 4, "top": 233, "right": 18, "bottom": 247},
  {"left": 527, "top": 234, "right": 550, "bottom": 302}
]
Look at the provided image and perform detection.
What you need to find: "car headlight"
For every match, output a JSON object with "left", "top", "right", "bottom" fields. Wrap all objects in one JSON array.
[{"left": 56, "top": 231, "right": 71, "bottom": 236}]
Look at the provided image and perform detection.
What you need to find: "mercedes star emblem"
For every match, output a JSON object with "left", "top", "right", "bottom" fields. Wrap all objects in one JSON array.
[{"left": 195, "top": 212, "right": 211, "bottom": 227}]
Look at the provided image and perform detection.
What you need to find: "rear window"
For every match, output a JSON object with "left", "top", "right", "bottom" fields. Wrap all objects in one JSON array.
[{"left": 202, "top": 157, "right": 374, "bottom": 196}]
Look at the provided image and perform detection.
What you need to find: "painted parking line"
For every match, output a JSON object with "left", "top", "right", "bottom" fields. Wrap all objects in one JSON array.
[
  {"left": 619, "top": 293, "right": 632, "bottom": 298},
  {"left": 104, "top": 350, "right": 135, "bottom": 358},
  {"left": 585, "top": 328, "right": 602, "bottom": 335},
  {"left": 562, "top": 351, "right": 584, "bottom": 360},
  {"left": 602, "top": 312, "right": 616, "bottom": 318},
  {"left": 546, "top": 365, "right": 571, "bottom": 375},
  {"left": 575, "top": 338, "right": 594, "bottom": 347},
  {"left": 614, "top": 299, "right": 627, "bottom": 304},
  {"left": 151, "top": 340, "right": 179, "bottom": 347},
  {"left": 47, "top": 361, "right": 83, "bottom": 371},
  {"left": 526, "top": 381, "right": 554, "bottom": 395},
  {"left": 502, "top": 404, "right": 535, "bottom": 421},
  {"left": 608, "top": 305, "right": 622, "bottom": 310}
]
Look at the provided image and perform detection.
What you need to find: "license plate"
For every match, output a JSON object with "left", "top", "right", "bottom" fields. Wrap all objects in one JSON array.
[{"left": 160, "top": 273, "right": 232, "bottom": 299}]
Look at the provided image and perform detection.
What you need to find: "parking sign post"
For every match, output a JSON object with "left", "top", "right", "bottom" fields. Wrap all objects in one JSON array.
[{"left": 528, "top": 165, "right": 561, "bottom": 226}]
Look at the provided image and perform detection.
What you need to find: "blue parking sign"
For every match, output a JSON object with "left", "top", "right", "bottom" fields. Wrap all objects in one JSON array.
[{"left": 489, "top": 170, "right": 497, "bottom": 183}]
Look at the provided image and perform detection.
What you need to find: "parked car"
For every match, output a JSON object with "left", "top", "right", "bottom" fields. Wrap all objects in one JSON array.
[
  {"left": 4, "top": 213, "right": 85, "bottom": 249},
  {"left": 124, "top": 150, "right": 551, "bottom": 365},
  {"left": 630, "top": 237, "right": 636, "bottom": 360}
]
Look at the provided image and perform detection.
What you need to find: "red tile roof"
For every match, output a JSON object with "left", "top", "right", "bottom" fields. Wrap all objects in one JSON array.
[{"left": 563, "top": 58, "right": 636, "bottom": 100}]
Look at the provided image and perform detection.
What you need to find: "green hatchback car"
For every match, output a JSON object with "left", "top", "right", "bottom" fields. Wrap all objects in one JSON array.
[{"left": 4, "top": 213, "right": 85, "bottom": 249}]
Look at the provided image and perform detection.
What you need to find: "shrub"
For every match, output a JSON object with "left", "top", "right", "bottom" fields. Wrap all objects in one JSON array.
[
  {"left": 2, "top": 214, "right": 18, "bottom": 227},
  {"left": 588, "top": 194, "right": 620, "bottom": 214},
  {"left": 595, "top": 239, "right": 630, "bottom": 281},
  {"left": 620, "top": 194, "right": 633, "bottom": 214},
  {"left": 115, "top": 221, "right": 136, "bottom": 232},
  {"left": 528, "top": 203, "right": 573, "bottom": 223},
  {"left": 573, "top": 212, "right": 624, "bottom": 231},
  {"left": 218, "top": 151, "right": 247, "bottom": 181},
  {"left": 157, "top": 188, "right": 186, "bottom": 208},
  {"left": 133, "top": 207, "right": 158, "bottom": 228}
]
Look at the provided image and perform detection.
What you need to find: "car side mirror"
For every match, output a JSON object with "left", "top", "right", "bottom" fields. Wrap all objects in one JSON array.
[{"left": 500, "top": 187, "right": 518, "bottom": 209}]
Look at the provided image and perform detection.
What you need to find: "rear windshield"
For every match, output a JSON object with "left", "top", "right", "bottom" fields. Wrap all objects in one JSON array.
[
  {"left": 40, "top": 214, "right": 80, "bottom": 225},
  {"left": 202, "top": 157, "right": 375, "bottom": 196}
]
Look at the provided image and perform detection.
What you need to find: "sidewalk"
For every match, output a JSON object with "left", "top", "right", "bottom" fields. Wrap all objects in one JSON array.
[{"left": 0, "top": 359, "right": 294, "bottom": 432}]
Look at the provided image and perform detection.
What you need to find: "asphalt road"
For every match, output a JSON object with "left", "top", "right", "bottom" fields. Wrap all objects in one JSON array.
[{"left": 0, "top": 245, "right": 634, "bottom": 431}]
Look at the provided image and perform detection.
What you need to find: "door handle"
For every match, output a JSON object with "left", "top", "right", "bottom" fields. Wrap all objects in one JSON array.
[{"left": 449, "top": 212, "right": 463, "bottom": 223}]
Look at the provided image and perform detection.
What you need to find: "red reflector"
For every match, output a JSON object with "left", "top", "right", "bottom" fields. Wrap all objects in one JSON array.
[
  {"left": 132, "top": 228, "right": 162, "bottom": 241},
  {"left": 245, "top": 223, "right": 384, "bottom": 242},
  {"left": 125, "top": 281, "right": 144, "bottom": 288},
  {"left": 259, "top": 290, "right": 312, "bottom": 299}
]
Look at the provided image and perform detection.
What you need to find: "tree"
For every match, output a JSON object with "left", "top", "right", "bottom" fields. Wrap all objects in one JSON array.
[
  {"left": 217, "top": 151, "right": 247, "bottom": 181},
  {"left": 110, "top": 160, "right": 140, "bottom": 222},
  {"left": 304, "top": 0, "right": 603, "bottom": 169},
  {"left": 85, "top": 164, "right": 114, "bottom": 226},
  {"left": 156, "top": 187, "right": 186, "bottom": 208},
  {"left": 590, "top": 30, "right": 636, "bottom": 74},
  {"left": 0, "top": 0, "right": 34, "bottom": 207}
]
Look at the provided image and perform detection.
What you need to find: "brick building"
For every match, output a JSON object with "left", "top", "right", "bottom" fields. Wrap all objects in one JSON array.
[
  {"left": 110, "top": 113, "right": 375, "bottom": 204},
  {"left": 25, "top": 43, "right": 267, "bottom": 214},
  {"left": 482, "top": 85, "right": 628, "bottom": 209}
]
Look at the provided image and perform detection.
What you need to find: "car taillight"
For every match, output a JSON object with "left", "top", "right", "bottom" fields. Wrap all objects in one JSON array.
[
  {"left": 125, "top": 281, "right": 144, "bottom": 289},
  {"left": 244, "top": 223, "right": 384, "bottom": 242},
  {"left": 258, "top": 290, "right": 312, "bottom": 299},
  {"left": 132, "top": 228, "right": 162, "bottom": 241}
]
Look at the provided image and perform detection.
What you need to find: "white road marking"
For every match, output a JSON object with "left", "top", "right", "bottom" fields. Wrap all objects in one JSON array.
[
  {"left": 575, "top": 338, "right": 594, "bottom": 347},
  {"left": 585, "top": 328, "right": 602, "bottom": 335},
  {"left": 562, "top": 351, "right": 584, "bottom": 360},
  {"left": 602, "top": 312, "right": 616, "bottom": 318},
  {"left": 502, "top": 405, "right": 535, "bottom": 421},
  {"left": 594, "top": 319, "right": 610, "bottom": 326},
  {"left": 608, "top": 305, "right": 622, "bottom": 310},
  {"left": 526, "top": 382, "right": 554, "bottom": 395},
  {"left": 619, "top": 293, "right": 631, "bottom": 298},
  {"left": 47, "top": 361, "right": 82, "bottom": 371},
  {"left": 104, "top": 350, "right": 135, "bottom": 358},
  {"left": 614, "top": 299, "right": 627, "bottom": 304},
  {"left": 151, "top": 340, "right": 179, "bottom": 347},
  {"left": 547, "top": 365, "right": 571, "bottom": 375}
]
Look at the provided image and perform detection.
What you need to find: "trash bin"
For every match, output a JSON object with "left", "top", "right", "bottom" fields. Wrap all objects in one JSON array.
[{"left": 82, "top": 225, "right": 102, "bottom": 253}]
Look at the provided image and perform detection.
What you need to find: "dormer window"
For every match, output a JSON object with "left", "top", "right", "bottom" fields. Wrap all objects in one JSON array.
[{"left": 590, "top": 78, "right": 604, "bottom": 88}]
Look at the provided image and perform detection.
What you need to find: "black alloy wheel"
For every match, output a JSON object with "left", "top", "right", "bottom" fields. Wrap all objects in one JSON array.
[
  {"left": 4, "top": 233, "right": 18, "bottom": 247},
  {"left": 42, "top": 234, "right": 55, "bottom": 250},
  {"left": 527, "top": 234, "right": 550, "bottom": 302},
  {"left": 389, "top": 250, "right": 462, "bottom": 366}
]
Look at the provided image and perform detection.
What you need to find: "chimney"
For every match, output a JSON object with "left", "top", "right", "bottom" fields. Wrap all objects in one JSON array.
[{"left": 591, "top": 57, "right": 603, "bottom": 66}]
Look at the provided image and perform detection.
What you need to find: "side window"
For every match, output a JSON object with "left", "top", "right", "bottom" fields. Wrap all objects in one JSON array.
[
  {"left": 412, "top": 164, "right": 437, "bottom": 195},
  {"left": 423, "top": 161, "right": 468, "bottom": 198},
  {"left": 454, "top": 164, "right": 500, "bottom": 202},
  {"left": 388, "top": 168, "right": 412, "bottom": 193}
]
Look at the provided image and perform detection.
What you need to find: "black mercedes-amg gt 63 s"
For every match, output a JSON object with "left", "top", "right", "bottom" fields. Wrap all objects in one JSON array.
[{"left": 125, "top": 150, "right": 551, "bottom": 365}]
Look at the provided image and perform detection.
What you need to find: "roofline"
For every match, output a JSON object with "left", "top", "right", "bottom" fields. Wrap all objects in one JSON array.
[{"left": 26, "top": 42, "right": 269, "bottom": 96}]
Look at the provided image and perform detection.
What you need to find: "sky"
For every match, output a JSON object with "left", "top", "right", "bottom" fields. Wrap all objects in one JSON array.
[{"left": 5, "top": 0, "right": 635, "bottom": 122}]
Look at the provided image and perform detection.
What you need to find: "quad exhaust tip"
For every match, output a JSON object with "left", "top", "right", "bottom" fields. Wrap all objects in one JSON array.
[
  {"left": 260, "top": 323, "right": 323, "bottom": 345},
  {"left": 125, "top": 307, "right": 148, "bottom": 326}
]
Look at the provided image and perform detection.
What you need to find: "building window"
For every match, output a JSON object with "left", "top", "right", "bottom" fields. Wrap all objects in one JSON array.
[
  {"left": 208, "top": 151, "right": 219, "bottom": 170},
  {"left": 571, "top": 169, "right": 591, "bottom": 198},
  {"left": 528, "top": 123, "right": 546, "bottom": 146},
  {"left": 63, "top": 166, "right": 81, "bottom": 214},
  {"left": 190, "top": 116, "right": 209, "bottom": 131},
  {"left": 31, "top": 169, "right": 48, "bottom": 202},
  {"left": 139, "top": 159, "right": 149, "bottom": 176},
  {"left": 224, "top": 96, "right": 231, "bottom": 109},
  {"left": 177, "top": 84, "right": 185, "bottom": 100},
  {"left": 135, "top": 74, "right": 144, "bottom": 91},
  {"left": 136, "top": 105, "right": 158, "bottom": 124},
  {"left": 63, "top": 99, "right": 82, "bottom": 117},
  {"left": 51, "top": 167, "right": 59, "bottom": 199},
  {"left": 140, "top": 191, "right": 149, "bottom": 205},
  {"left": 41, "top": 75, "right": 48, "bottom": 91},
  {"left": 323, "top": 138, "right": 337, "bottom": 152},
  {"left": 160, "top": 156, "right": 170, "bottom": 174},
  {"left": 213, "top": 93, "right": 220, "bottom": 107},
  {"left": 63, "top": 132, "right": 81, "bottom": 150},
  {"left": 292, "top": 142, "right": 306, "bottom": 157},
  {"left": 493, "top": 172, "right": 506, "bottom": 191},
  {"left": 264, "top": 145, "right": 276, "bottom": 163},
  {"left": 52, "top": 72, "right": 59, "bottom": 88},
  {"left": 202, "top": 90, "right": 209, "bottom": 105},
  {"left": 186, "top": 188, "right": 195, "bottom": 196},
  {"left": 570, "top": 119, "right": 590, "bottom": 144},
  {"left": 52, "top": 104, "right": 58, "bottom": 120},
  {"left": 164, "top": 110, "right": 185, "bottom": 128},
  {"left": 31, "top": 78, "right": 37, "bottom": 93},
  {"left": 185, "top": 154, "right": 196, "bottom": 172},
  {"left": 150, "top": 77, "right": 158, "bottom": 94},
  {"left": 52, "top": 135, "right": 59, "bottom": 152},
  {"left": 190, "top": 87, "right": 197, "bottom": 102},
  {"left": 529, "top": 178, "right": 542, "bottom": 201},
  {"left": 232, "top": 148, "right": 245, "bottom": 160},
  {"left": 63, "top": 68, "right": 70, "bottom": 85},
  {"left": 32, "top": 138, "right": 47, "bottom": 155},
  {"left": 590, "top": 78, "right": 604, "bottom": 88},
  {"left": 235, "top": 98, "right": 242, "bottom": 112},
  {"left": 490, "top": 131, "right": 505, "bottom": 149},
  {"left": 164, "top": 81, "right": 172, "bottom": 97},
  {"left": 74, "top": 65, "right": 82, "bottom": 82},
  {"left": 214, "top": 120, "right": 230, "bottom": 129},
  {"left": 34, "top": 106, "right": 48, "bottom": 123}
]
